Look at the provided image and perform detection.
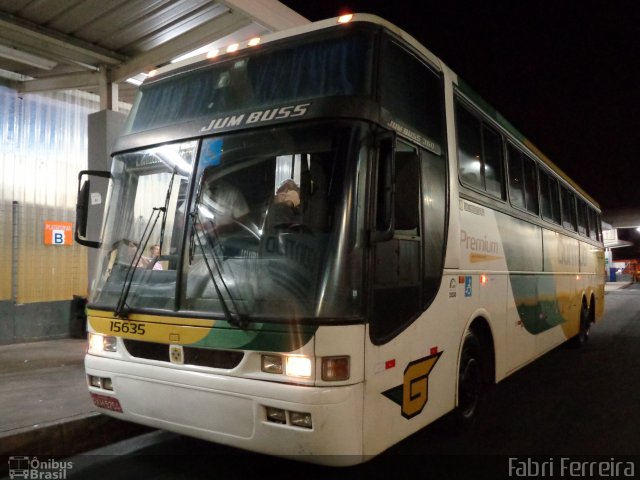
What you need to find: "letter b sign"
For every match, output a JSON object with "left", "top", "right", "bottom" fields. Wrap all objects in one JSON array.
[
  {"left": 53, "top": 230, "right": 65, "bottom": 245},
  {"left": 44, "top": 221, "right": 73, "bottom": 246}
]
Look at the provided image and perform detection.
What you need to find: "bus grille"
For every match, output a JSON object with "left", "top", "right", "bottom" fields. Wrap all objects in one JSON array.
[{"left": 123, "top": 339, "right": 244, "bottom": 369}]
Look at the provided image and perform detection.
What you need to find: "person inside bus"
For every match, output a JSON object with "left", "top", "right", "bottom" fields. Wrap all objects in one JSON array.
[
  {"left": 140, "top": 244, "right": 163, "bottom": 270},
  {"left": 265, "top": 179, "right": 302, "bottom": 228}
]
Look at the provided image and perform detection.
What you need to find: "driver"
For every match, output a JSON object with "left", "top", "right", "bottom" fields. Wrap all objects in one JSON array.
[{"left": 198, "top": 180, "right": 249, "bottom": 235}]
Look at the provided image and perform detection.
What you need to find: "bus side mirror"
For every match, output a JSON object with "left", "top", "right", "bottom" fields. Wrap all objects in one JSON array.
[
  {"left": 75, "top": 170, "right": 111, "bottom": 248},
  {"left": 370, "top": 135, "right": 395, "bottom": 243}
]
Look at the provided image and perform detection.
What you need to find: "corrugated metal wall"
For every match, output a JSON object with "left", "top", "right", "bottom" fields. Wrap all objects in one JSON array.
[{"left": 0, "top": 86, "right": 98, "bottom": 304}]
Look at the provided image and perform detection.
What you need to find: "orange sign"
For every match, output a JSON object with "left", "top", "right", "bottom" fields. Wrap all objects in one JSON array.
[{"left": 44, "top": 221, "right": 73, "bottom": 246}]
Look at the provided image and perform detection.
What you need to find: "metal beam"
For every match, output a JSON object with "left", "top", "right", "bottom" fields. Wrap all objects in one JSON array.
[
  {"left": 17, "top": 71, "right": 102, "bottom": 93},
  {"left": 0, "top": 12, "right": 126, "bottom": 67},
  {"left": 220, "top": 0, "right": 309, "bottom": 31}
]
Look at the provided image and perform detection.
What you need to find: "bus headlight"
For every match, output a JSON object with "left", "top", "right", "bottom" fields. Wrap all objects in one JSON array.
[
  {"left": 285, "top": 356, "right": 312, "bottom": 378},
  {"left": 261, "top": 354, "right": 283, "bottom": 374},
  {"left": 88, "top": 333, "right": 117, "bottom": 353},
  {"left": 261, "top": 354, "right": 312, "bottom": 378}
]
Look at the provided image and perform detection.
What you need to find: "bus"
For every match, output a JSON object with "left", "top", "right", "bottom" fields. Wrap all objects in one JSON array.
[{"left": 76, "top": 13, "right": 605, "bottom": 465}]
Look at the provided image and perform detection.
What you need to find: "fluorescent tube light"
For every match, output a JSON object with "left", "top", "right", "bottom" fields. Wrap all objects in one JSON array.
[{"left": 0, "top": 44, "right": 57, "bottom": 70}]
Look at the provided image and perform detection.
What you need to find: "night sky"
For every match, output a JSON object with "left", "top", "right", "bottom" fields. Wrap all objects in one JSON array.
[{"left": 281, "top": 1, "right": 639, "bottom": 212}]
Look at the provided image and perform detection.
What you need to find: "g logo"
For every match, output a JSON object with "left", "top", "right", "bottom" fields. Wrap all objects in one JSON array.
[
  {"left": 402, "top": 353, "right": 442, "bottom": 419},
  {"left": 383, "top": 352, "right": 443, "bottom": 419}
]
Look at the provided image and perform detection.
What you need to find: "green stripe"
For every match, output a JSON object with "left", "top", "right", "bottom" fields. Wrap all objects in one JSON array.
[{"left": 193, "top": 321, "right": 318, "bottom": 352}]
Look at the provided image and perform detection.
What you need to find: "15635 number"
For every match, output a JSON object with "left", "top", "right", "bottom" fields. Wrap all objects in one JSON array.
[{"left": 109, "top": 320, "right": 146, "bottom": 335}]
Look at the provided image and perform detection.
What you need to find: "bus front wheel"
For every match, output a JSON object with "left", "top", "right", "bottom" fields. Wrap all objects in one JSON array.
[{"left": 454, "top": 331, "right": 485, "bottom": 427}]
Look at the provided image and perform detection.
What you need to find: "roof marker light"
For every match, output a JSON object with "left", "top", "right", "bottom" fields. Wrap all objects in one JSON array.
[
  {"left": 248, "top": 37, "right": 261, "bottom": 47},
  {"left": 338, "top": 14, "right": 353, "bottom": 24},
  {"left": 148, "top": 69, "right": 158, "bottom": 77},
  {"left": 226, "top": 43, "right": 239, "bottom": 53},
  {"left": 206, "top": 48, "right": 219, "bottom": 59}
]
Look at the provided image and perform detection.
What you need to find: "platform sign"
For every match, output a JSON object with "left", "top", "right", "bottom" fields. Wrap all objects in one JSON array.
[{"left": 44, "top": 221, "right": 73, "bottom": 245}]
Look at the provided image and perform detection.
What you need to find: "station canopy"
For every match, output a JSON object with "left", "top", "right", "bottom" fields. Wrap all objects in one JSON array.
[{"left": 0, "top": 0, "right": 308, "bottom": 104}]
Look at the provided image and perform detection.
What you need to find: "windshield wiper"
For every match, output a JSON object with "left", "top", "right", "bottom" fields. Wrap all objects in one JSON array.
[
  {"left": 114, "top": 206, "right": 164, "bottom": 318},
  {"left": 189, "top": 209, "right": 249, "bottom": 329},
  {"left": 114, "top": 169, "right": 176, "bottom": 318},
  {"left": 158, "top": 169, "right": 176, "bottom": 254}
]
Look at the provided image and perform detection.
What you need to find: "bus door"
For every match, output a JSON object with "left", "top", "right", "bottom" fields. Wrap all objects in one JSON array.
[{"left": 363, "top": 139, "right": 449, "bottom": 452}]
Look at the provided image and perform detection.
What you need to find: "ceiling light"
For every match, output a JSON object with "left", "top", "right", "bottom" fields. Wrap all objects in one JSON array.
[
  {"left": 0, "top": 67, "right": 33, "bottom": 82},
  {"left": 0, "top": 44, "right": 56, "bottom": 70}
]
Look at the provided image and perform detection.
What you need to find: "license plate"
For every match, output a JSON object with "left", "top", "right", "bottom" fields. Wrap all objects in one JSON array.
[{"left": 90, "top": 392, "right": 123, "bottom": 413}]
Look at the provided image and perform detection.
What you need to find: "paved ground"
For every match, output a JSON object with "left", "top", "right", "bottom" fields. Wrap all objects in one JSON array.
[
  {"left": 0, "top": 338, "right": 151, "bottom": 466},
  {"left": 0, "top": 339, "right": 92, "bottom": 433}
]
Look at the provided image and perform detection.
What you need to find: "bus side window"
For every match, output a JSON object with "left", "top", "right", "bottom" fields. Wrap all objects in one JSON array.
[
  {"left": 577, "top": 199, "right": 588, "bottom": 237},
  {"left": 587, "top": 208, "right": 599, "bottom": 241},
  {"left": 394, "top": 151, "right": 420, "bottom": 233},
  {"left": 508, "top": 144, "right": 539, "bottom": 215},
  {"left": 539, "top": 169, "right": 561, "bottom": 224},
  {"left": 371, "top": 141, "right": 422, "bottom": 343},
  {"left": 455, "top": 100, "right": 505, "bottom": 200},
  {"left": 561, "top": 186, "right": 577, "bottom": 231},
  {"left": 456, "top": 102, "right": 483, "bottom": 190}
]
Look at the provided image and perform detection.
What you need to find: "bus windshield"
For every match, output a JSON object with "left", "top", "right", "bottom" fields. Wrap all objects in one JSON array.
[
  {"left": 126, "top": 30, "right": 373, "bottom": 133},
  {"left": 90, "top": 121, "right": 369, "bottom": 322}
]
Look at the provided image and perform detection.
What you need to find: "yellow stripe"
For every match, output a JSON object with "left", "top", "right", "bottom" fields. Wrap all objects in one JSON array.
[
  {"left": 87, "top": 308, "right": 215, "bottom": 328},
  {"left": 469, "top": 253, "right": 504, "bottom": 263},
  {"left": 88, "top": 315, "right": 211, "bottom": 345}
]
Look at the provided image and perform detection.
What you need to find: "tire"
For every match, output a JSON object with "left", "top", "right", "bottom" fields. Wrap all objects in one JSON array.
[
  {"left": 453, "top": 331, "right": 485, "bottom": 428},
  {"left": 568, "top": 301, "right": 590, "bottom": 348}
]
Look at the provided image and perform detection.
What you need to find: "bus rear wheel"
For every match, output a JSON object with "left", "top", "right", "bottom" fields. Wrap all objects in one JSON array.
[
  {"left": 454, "top": 331, "right": 485, "bottom": 427},
  {"left": 569, "top": 301, "right": 590, "bottom": 348}
]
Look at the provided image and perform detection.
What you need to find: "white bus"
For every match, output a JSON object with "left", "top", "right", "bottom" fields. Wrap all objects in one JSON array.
[{"left": 77, "top": 14, "right": 605, "bottom": 465}]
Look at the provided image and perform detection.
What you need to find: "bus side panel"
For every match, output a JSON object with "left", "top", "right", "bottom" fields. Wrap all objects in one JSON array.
[
  {"left": 362, "top": 279, "right": 460, "bottom": 457},
  {"left": 540, "top": 230, "right": 581, "bottom": 349},
  {"left": 362, "top": 199, "right": 515, "bottom": 455}
]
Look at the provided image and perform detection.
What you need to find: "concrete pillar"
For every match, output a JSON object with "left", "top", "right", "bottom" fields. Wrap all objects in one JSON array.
[{"left": 86, "top": 110, "right": 126, "bottom": 290}]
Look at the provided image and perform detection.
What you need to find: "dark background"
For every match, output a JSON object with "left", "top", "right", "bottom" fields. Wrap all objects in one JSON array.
[{"left": 281, "top": 1, "right": 639, "bottom": 211}]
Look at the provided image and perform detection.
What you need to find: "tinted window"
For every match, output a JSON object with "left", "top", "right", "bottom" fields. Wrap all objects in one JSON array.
[
  {"left": 539, "top": 169, "right": 561, "bottom": 224},
  {"left": 455, "top": 101, "right": 505, "bottom": 199},
  {"left": 483, "top": 125, "right": 504, "bottom": 198},
  {"left": 577, "top": 199, "right": 588, "bottom": 236},
  {"left": 456, "top": 103, "right": 483, "bottom": 190},
  {"left": 561, "top": 186, "right": 577, "bottom": 231},
  {"left": 588, "top": 208, "right": 599, "bottom": 240},
  {"left": 380, "top": 39, "right": 444, "bottom": 155},
  {"left": 508, "top": 144, "right": 538, "bottom": 214},
  {"left": 128, "top": 31, "right": 374, "bottom": 133}
]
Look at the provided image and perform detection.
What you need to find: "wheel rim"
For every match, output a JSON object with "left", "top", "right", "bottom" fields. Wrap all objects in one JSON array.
[{"left": 459, "top": 357, "right": 481, "bottom": 419}]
